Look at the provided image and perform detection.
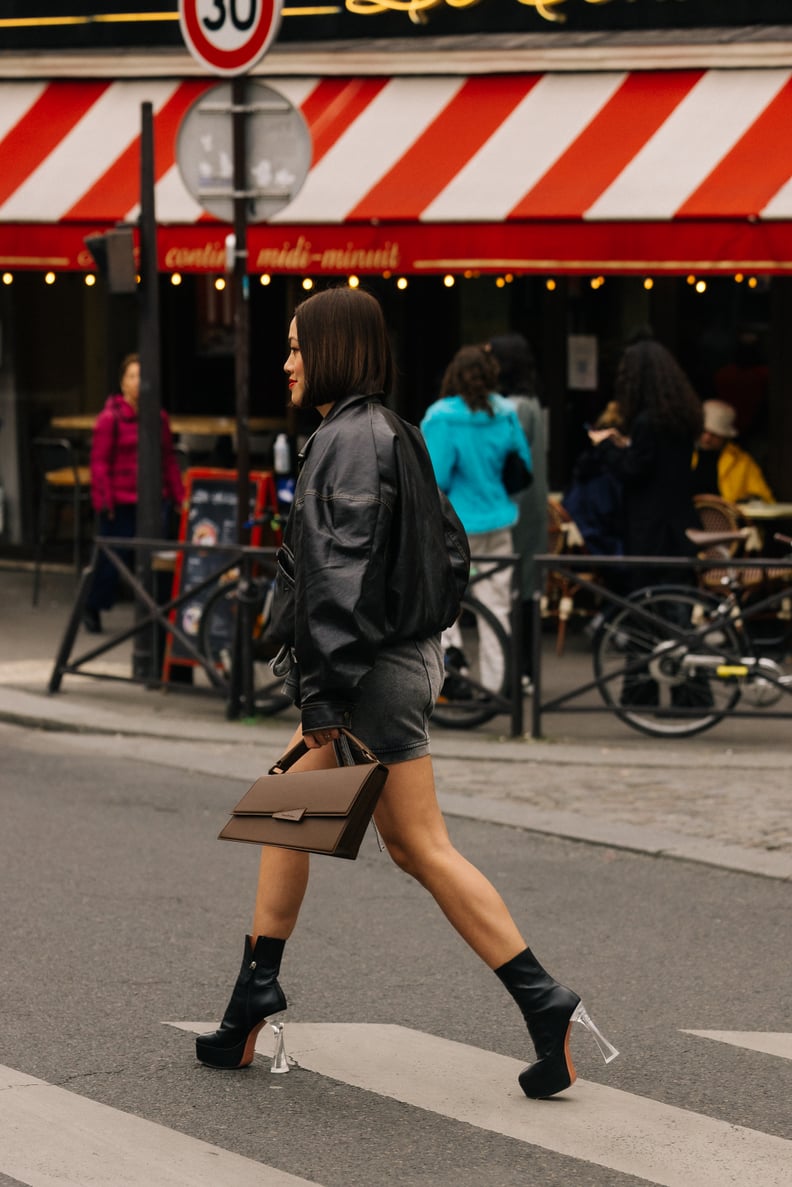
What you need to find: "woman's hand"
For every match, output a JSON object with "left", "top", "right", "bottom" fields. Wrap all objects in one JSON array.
[
  {"left": 588, "top": 427, "right": 630, "bottom": 448},
  {"left": 303, "top": 728, "right": 341, "bottom": 749}
]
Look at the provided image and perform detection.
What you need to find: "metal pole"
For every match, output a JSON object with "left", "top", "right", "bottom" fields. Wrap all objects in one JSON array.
[
  {"left": 135, "top": 100, "right": 163, "bottom": 682},
  {"left": 509, "top": 557, "right": 524, "bottom": 739},
  {"left": 531, "top": 586, "right": 543, "bottom": 740},
  {"left": 232, "top": 75, "right": 251, "bottom": 545},
  {"left": 231, "top": 75, "right": 255, "bottom": 716}
]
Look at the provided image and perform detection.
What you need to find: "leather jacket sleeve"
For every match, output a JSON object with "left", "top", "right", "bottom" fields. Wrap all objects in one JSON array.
[{"left": 291, "top": 424, "right": 397, "bottom": 733}]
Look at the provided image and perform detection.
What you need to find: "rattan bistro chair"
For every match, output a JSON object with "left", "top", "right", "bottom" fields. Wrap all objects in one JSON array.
[
  {"left": 31, "top": 437, "right": 92, "bottom": 605},
  {"left": 692, "top": 494, "right": 760, "bottom": 591}
]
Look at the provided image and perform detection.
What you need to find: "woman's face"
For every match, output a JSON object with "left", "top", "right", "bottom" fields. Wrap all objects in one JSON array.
[
  {"left": 121, "top": 361, "right": 140, "bottom": 411},
  {"left": 284, "top": 318, "right": 305, "bottom": 407}
]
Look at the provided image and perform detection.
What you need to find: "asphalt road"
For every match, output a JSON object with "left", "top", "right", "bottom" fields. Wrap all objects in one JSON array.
[{"left": 1, "top": 721, "right": 790, "bottom": 1186}]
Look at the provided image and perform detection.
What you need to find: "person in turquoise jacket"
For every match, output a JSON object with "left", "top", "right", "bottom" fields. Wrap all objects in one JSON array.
[{"left": 421, "top": 345, "right": 532, "bottom": 692}]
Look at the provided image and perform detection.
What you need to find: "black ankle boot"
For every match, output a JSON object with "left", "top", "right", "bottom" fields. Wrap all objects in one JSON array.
[
  {"left": 495, "top": 946, "right": 582, "bottom": 1099},
  {"left": 196, "top": 935, "right": 287, "bottom": 1069}
]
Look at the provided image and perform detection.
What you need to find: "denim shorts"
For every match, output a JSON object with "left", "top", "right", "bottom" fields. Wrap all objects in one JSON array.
[{"left": 347, "top": 635, "right": 444, "bottom": 765}]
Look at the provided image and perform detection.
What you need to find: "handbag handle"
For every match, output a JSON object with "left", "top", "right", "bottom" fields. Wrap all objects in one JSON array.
[{"left": 268, "top": 727, "right": 381, "bottom": 775}]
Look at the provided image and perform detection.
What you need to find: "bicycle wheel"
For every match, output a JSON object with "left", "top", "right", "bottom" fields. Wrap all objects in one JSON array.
[
  {"left": 592, "top": 584, "right": 743, "bottom": 738},
  {"left": 431, "top": 593, "right": 513, "bottom": 729},
  {"left": 199, "top": 573, "right": 292, "bottom": 716}
]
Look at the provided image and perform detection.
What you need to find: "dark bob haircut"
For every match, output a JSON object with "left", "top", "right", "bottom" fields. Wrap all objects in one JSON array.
[{"left": 292, "top": 287, "right": 393, "bottom": 408}]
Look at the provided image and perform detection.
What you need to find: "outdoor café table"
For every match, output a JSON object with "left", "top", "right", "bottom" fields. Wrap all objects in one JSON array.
[
  {"left": 738, "top": 500, "right": 792, "bottom": 521},
  {"left": 50, "top": 414, "right": 287, "bottom": 434},
  {"left": 739, "top": 501, "right": 792, "bottom": 555}
]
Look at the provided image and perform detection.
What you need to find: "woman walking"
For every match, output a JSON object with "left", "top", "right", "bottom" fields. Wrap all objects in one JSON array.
[{"left": 196, "top": 288, "right": 617, "bottom": 1099}]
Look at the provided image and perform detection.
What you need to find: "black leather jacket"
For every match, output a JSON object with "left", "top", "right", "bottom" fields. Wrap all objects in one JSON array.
[{"left": 270, "top": 393, "right": 470, "bottom": 733}]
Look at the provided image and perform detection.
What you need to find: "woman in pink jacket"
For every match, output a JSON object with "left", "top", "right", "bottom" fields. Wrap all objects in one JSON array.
[{"left": 83, "top": 353, "right": 184, "bottom": 633}]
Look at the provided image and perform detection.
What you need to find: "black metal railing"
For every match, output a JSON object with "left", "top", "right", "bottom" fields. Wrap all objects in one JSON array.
[
  {"left": 50, "top": 540, "right": 526, "bottom": 734},
  {"left": 531, "top": 553, "right": 792, "bottom": 739}
]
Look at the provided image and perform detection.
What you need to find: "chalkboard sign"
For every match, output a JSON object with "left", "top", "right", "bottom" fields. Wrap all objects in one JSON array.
[{"left": 162, "top": 467, "right": 277, "bottom": 676}]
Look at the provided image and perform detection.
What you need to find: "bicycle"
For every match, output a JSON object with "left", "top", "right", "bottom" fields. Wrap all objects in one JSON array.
[
  {"left": 200, "top": 539, "right": 517, "bottom": 727},
  {"left": 198, "top": 515, "right": 292, "bottom": 716},
  {"left": 432, "top": 589, "right": 514, "bottom": 729},
  {"left": 590, "top": 531, "right": 792, "bottom": 738}
]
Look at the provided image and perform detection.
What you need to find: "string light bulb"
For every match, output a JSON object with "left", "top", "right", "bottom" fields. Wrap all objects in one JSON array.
[
  {"left": 84, "top": 274, "right": 96, "bottom": 287},
  {"left": 695, "top": 279, "right": 707, "bottom": 293},
  {"left": 170, "top": 273, "right": 182, "bottom": 286},
  {"left": 545, "top": 278, "right": 557, "bottom": 291},
  {"left": 443, "top": 275, "right": 455, "bottom": 287},
  {"left": 302, "top": 277, "right": 313, "bottom": 291},
  {"left": 2, "top": 272, "right": 13, "bottom": 285},
  {"left": 396, "top": 277, "right": 408, "bottom": 290},
  {"left": 259, "top": 273, "right": 271, "bottom": 286},
  {"left": 214, "top": 277, "right": 226, "bottom": 291},
  {"left": 348, "top": 275, "right": 359, "bottom": 288},
  {"left": 643, "top": 277, "right": 654, "bottom": 290},
  {"left": 44, "top": 271, "right": 56, "bottom": 285}
]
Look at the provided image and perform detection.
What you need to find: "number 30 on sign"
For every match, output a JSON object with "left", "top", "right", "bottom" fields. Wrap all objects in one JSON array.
[{"left": 179, "top": 0, "right": 283, "bottom": 76}]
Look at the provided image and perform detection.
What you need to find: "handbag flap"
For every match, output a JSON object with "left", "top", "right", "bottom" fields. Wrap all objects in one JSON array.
[{"left": 231, "top": 763, "right": 386, "bottom": 820}]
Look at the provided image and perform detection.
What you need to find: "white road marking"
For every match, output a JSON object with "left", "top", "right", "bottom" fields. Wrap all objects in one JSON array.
[
  {"left": 0, "top": 1064, "right": 320, "bottom": 1187},
  {"left": 170, "top": 1021, "right": 792, "bottom": 1187},
  {"left": 683, "top": 1030, "right": 792, "bottom": 1061}
]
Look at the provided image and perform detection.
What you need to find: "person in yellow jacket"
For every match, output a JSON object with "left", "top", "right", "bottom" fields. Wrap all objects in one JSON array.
[{"left": 692, "top": 399, "right": 774, "bottom": 503}]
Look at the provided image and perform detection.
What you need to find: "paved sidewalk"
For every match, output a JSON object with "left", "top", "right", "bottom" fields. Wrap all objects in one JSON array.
[{"left": 2, "top": 562, "right": 791, "bottom": 881}]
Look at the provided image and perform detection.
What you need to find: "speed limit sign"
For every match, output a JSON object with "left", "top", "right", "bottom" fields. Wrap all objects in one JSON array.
[{"left": 179, "top": 0, "right": 283, "bottom": 76}]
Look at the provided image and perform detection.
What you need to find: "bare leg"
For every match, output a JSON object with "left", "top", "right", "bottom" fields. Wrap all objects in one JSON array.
[
  {"left": 250, "top": 724, "right": 338, "bottom": 942},
  {"left": 373, "top": 754, "right": 526, "bottom": 969}
]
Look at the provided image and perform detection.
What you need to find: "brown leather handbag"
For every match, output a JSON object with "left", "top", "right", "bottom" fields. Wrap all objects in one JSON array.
[{"left": 218, "top": 729, "right": 388, "bottom": 860}]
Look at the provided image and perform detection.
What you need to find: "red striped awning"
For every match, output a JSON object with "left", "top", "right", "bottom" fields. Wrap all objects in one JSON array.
[{"left": 2, "top": 71, "right": 792, "bottom": 273}]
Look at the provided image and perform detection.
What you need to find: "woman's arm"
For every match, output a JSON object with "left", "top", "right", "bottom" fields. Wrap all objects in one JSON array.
[
  {"left": 508, "top": 407, "right": 533, "bottom": 471},
  {"left": 294, "top": 441, "right": 396, "bottom": 734},
  {"left": 89, "top": 409, "right": 116, "bottom": 514},
  {"left": 594, "top": 416, "right": 654, "bottom": 486},
  {"left": 160, "top": 415, "right": 185, "bottom": 505},
  {"left": 420, "top": 409, "right": 457, "bottom": 492}
]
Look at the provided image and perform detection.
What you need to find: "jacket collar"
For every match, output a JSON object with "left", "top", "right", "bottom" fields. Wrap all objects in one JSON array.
[{"left": 298, "top": 392, "right": 383, "bottom": 464}]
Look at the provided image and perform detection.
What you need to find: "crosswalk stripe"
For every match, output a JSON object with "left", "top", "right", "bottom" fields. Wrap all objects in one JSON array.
[
  {"left": 0, "top": 1064, "right": 320, "bottom": 1187},
  {"left": 683, "top": 1030, "right": 792, "bottom": 1060},
  {"left": 171, "top": 1021, "right": 792, "bottom": 1187}
]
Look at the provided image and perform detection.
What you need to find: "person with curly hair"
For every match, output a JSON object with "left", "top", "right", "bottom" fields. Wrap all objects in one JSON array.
[
  {"left": 588, "top": 336, "right": 702, "bottom": 578},
  {"left": 588, "top": 336, "right": 705, "bottom": 708}
]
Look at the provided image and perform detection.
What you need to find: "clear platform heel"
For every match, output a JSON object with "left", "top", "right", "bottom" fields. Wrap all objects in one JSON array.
[
  {"left": 571, "top": 1002, "right": 619, "bottom": 1063},
  {"left": 270, "top": 1022, "right": 290, "bottom": 1074}
]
